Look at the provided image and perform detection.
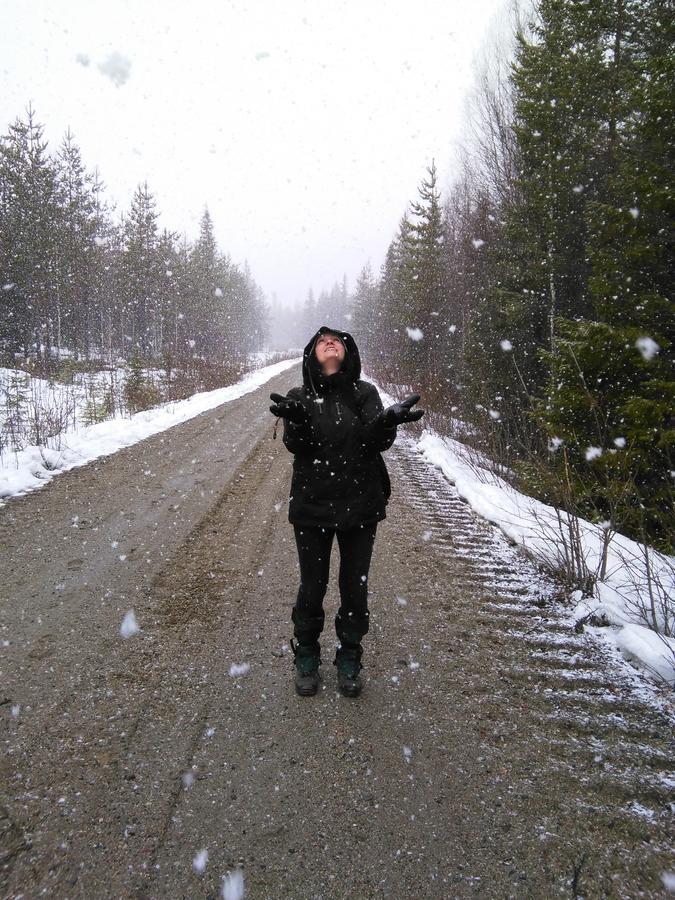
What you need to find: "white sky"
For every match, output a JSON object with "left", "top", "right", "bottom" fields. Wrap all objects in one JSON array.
[{"left": 2, "top": 0, "right": 507, "bottom": 308}]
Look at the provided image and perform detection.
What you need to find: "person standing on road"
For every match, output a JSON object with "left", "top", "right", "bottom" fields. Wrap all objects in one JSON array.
[{"left": 269, "top": 326, "right": 424, "bottom": 698}]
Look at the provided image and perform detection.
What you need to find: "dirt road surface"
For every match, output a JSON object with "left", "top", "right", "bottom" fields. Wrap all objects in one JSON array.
[{"left": 1, "top": 365, "right": 673, "bottom": 899}]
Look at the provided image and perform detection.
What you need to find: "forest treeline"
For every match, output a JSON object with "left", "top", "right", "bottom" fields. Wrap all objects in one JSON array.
[
  {"left": 1, "top": 0, "right": 672, "bottom": 554},
  {"left": 0, "top": 108, "right": 268, "bottom": 372},
  {"left": 348, "top": 0, "right": 673, "bottom": 552}
]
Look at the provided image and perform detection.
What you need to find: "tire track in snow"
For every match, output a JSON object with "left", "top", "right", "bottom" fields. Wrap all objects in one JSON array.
[{"left": 388, "top": 436, "right": 675, "bottom": 831}]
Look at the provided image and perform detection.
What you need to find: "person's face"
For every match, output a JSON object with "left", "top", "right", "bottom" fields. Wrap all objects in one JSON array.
[{"left": 315, "top": 332, "right": 346, "bottom": 373}]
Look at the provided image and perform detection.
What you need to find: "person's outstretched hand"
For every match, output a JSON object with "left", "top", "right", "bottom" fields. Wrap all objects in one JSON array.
[
  {"left": 381, "top": 394, "right": 424, "bottom": 427},
  {"left": 269, "top": 392, "right": 308, "bottom": 424}
]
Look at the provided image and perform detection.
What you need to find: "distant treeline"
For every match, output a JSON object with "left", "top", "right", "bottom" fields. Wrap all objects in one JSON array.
[
  {"left": 0, "top": 107, "right": 268, "bottom": 366},
  {"left": 350, "top": 0, "right": 673, "bottom": 552}
]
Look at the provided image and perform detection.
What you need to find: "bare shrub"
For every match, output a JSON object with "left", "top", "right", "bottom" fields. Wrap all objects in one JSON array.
[{"left": 26, "top": 378, "right": 77, "bottom": 451}]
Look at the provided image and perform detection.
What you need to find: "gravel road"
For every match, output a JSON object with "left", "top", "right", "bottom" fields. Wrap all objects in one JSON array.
[{"left": 1, "top": 364, "right": 673, "bottom": 899}]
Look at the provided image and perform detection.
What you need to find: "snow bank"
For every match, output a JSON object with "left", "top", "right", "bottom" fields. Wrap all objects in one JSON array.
[
  {"left": 407, "top": 427, "right": 674, "bottom": 686},
  {"left": 614, "top": 625, "right": 675, "bottom": 685},
  {"left": 0, "top": 358, "right": 300, "bottom": 502},
  {"left": 299, "top": 370, "right": 672, "bottom": 684}
]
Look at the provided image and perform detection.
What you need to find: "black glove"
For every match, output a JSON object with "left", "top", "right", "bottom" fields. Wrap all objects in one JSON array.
[
  {"left": 381, "top": 394, "right": 424, "bottom": 427},
  {"left": 269, "top": 392, "right": 308, "bottom": 425}
]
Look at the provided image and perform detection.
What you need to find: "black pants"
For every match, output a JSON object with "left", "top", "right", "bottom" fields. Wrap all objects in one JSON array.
[{"left": 292, "top": 522, "right": 377, "bottom": 662}]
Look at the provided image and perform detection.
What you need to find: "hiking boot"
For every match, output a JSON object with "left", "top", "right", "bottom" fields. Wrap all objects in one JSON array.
[
  {"left": 295, "top": 667, "right": 320, "bottom": 696},
  {"left": 334, "top": 648, "right": 363, "bottom": 698},
  {"left": 336, "top": 668, "right": 362, "bottom": 698},
  {"left": 291, "top": 639, "right": 320, "bottom": 697}
]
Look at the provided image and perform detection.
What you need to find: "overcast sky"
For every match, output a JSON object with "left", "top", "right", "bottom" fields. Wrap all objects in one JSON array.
[{"left": 3, "top": 0, "right": 508, "bottom": 308}]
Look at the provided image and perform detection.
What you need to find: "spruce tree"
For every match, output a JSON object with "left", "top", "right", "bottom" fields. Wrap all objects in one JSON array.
[
  {"left": 537, "top": 0, "right": 674, "bottom": 548},
  {"left": 405, "top": 160, "right": 446, "bottom": 380},
  {"left": 350, "top": 262, "right": 379, "bottom": 360},
  {"left": 378, "top": 213, "right": 416, "bottom": 372},
  {"left": 0, "top": 107, "right": 59, "bottom": 360},
  {"left": 54, "top": 129, "right": 99, "bottom": 358},
  {"left": 120, "top": 182, "right": 162, "bottom": 356},
  {"left": 188, "top": 207, "right": 219, "bottom": 355}
]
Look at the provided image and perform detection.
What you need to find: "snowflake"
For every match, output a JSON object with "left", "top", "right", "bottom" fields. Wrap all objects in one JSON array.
[
  {"left": 228, "top": 662, "right": 250, "bottom": 677},
  {"left": 222, "top": 869, "right": 245, "bottom": 900},
  {"left": 120, "top": 609, "right": 140, "bottom": 639},
  {"left": 193, "top": 849, "right": 208, "bottom": 873},
  {"left": 635, "top": 336, "right": 659, "bottom": 360}
]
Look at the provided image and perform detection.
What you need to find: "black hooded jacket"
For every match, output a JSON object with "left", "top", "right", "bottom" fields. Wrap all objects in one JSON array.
[{"left": 281, "top": 326, "right": 397, "bottom": 530}]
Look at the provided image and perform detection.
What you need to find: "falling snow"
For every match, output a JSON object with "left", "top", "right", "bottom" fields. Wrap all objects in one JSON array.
[
  {"left": 182, "top": 771, "right": 195, "bottom": 789},
  {"left": 193, "top": 849, "right": 209, "bottom": 874},
  {"left": 97, "top": 51, "right": 132, "bottom": 87},
  {"left": 229, "top": 662, "right": 250, "bottom": 677},
  {"left": 120, "top": 609, "right": 140, "bottom": 638},
  {"left": 222, "top": 868, "right": 245, "bottom": 900},
  {"left": 635, "top": 336, "right": 660, "bottom": 361}
]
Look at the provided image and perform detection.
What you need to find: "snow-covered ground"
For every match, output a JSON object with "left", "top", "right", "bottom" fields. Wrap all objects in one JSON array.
[
  {"left": 0, "top": 358, "right": 299, "bottom": 501},
  {"left": 372, "top": 383, "right": 675, "bottom": 688},
  {"left": 412, "top": 429, "right": 675, "bottom": 688},
  {"left": 2, "top": 361, "right": 672, "bottom": 686},
  {"left": 0, "top": 364, "right": 129, "bottom": 451}
]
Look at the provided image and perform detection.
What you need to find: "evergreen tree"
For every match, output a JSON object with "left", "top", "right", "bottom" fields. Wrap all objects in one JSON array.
[
  {"left": 0, "top": 106, "right": 59, "bottom": 359},
  {"left": 156, "top": 228, "right": 182, "bottom": 360},
  {"left": 350, "top": 262, "right": 379, "bottom": 361},
  {"left": 54, "top": 129, "right": 99, "bottom": 357},
  {"left": 536, "top": 0, "right": 674, "bottom": 548},
  {"left": 378, "top": 213, "right": 416, "bottom": 369},
  {"left": 88, "top": 169, "right": 120, "bottom": 361},
  {"left": 405, "top": 160, "right": 446, "bottom": 379},
  {"left": 188, "top": 207, "right": 220, "bottom": 355},
  {"left": 228, "top": 260, "right": 269, "bottom": 357},
  {"left": 120, "top": 182, "right": 162, "bottom": 355},
  {"left": 510, "top": 0, "right": 613, "bottom": 345},
  {"left": 301, "top": 287, "right": 316, "bottom": 336}
]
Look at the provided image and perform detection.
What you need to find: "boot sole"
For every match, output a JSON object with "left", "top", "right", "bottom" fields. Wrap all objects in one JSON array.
[
  {"left": 338, "top": 681, "right": 362, "bottom": 698},
  {"left": 294, "top": 673, "right": 320, "bottom": 696},
  {"left": 295, "top": 683, "right": 318, "bottom": 696}
]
